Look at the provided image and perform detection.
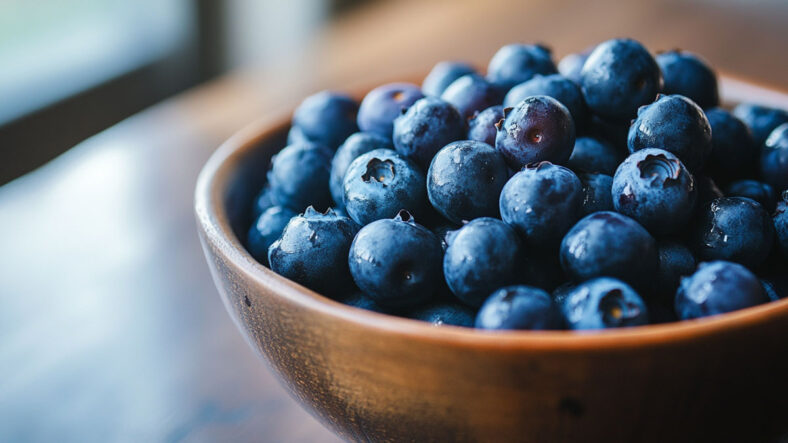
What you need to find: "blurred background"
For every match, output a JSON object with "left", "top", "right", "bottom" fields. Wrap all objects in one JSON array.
[{"left": 1, "top": 0, "right": 787, "bottom": 441}]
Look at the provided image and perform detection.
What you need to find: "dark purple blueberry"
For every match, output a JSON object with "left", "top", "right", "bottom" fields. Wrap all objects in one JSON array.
[
  {"left": 357, "top": 83, "right": 424, "bottom": 138},
  {"left": 268, "top": 207, "right": 360, "bottom": 296},
  {"left": 392, "top": 97, "right": 465, "bottom": 168},
  {"left": 475, "top": 286, "right": 563, "bottom": 330},
  {"left": 499, "top": 162, "right": 583, "bottom": 248},
  {"left": 409, "top": 302, "right": 476, "bottom": 327},
  {"left": 733, "top": 103, "right": 788, "bottom": 147},
  {"left": 247, "top": 206, "right": 297, "bottom": 266},
  {"left": 329, "top": 132, "right": 393, "bottom": 209},
  {"left": 578, "top": 172, "right": 614, "bottom": 215},
  {"left": 486, "top": 43, "right": 557, "bottom": 91},
  {"left": 656, "top": 50, "right": 719, "bottom": 109},
  {"left": 761, "top": 123, "right": 788, "bottom": 191},
  {"left": 725, "top": 180, "right": 777, "bottom": 212},
  {"left": 267, "top": 142, "right": 333, "bottom": 212},
  {"left": 692, "top": 197, "right": 774, "bottom": 269},
  {"left": 612, "top": 148, "right": 697, "bottom": 236},
  {"left": 580, "top": 38, "right": 662, "bottom": 122},
  {"left": 628, "top": 94, "right": 712, "bottom": 172},
  {"left": 427, "top": 140, "right": 509, "bottom": 224},
  {"left": 562, "top": 278, "right": 648, "bottom": 329},
  {"left": 503, "top": 74, "right": 587, "bottom": 128},
  {"left": 348, "top": 211, "right": 442, "bottom": 309},
  {"left": 292, "top": 91, "right": 358, "bottom": 149},
  {"left": 467, "top": 105, "right": 504, "bottom": 146},
  {"left": 495, "top": 95, "right": 576, "bottom": 169},
  {"left": 422, "top": 61, "right": 476, "bottom": 97},
  {"left": 441, "top": 74, "right": 502, "bottom": 120},
  {"left": 704, "top": 107, "right": 757, "bottom": 182},
  {"left": 567, "top": 136, "right": 624, "bottom": 175},
  {"left": 675, "top": 261, "right": 767, "bottom": 320}
]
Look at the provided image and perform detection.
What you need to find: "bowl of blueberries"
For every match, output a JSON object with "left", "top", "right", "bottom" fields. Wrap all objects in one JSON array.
[{"left": 195, "top": 38, "right": 788, "bottom": 442}]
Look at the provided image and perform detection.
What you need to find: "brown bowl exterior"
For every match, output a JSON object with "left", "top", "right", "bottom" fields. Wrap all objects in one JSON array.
[{"left": 195, "top": 76, "right": 788, "bottom": 442}]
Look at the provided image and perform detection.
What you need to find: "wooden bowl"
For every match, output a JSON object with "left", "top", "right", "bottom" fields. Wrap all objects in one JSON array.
[{"left": 195, "top": 75, "right": 788, "bottom": 442}]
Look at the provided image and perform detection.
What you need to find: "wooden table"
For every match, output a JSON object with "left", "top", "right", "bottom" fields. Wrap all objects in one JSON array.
[{"left": 1, "top": 0, "right": 786, "bottom": 441}]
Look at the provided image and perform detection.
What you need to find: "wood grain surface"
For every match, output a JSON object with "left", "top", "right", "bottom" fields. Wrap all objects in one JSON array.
[{"left": 1, "top": 0, "right": 787, "bottom": 441}]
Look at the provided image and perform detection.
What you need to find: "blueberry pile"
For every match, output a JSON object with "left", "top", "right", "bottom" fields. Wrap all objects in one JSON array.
[{"left": 246, "top": 38, "right": 788, "bottom": 331}]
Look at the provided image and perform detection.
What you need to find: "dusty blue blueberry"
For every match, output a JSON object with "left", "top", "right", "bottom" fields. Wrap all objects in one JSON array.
[
  {"left": 427, "top": 140, "right": 509, "bottom": 224},
  {"left": 725, "top": 180, "right": 777, "bottom": 212},
  {"left": 557, "top": 51, "right": 590, "bottom": 85},
  {"left": 348, "top": 211, "right": 442, "bottom": 309},
  {"left": 733, "top": 103, "right": 788, "bottom": 147},
  {"left": 675, "top": 261, "right": 767, "bottom": 320},
  {"left": 292, "top": 91, "right": 358, "bottom": 148},
  {"left": 761, "top": 279, "right": 782, "bottom": 302},
  {"left": 656, "top": 50, "right": 719, "bottom": 109},
  {"left": 441, "top": 74, "right": 502, "bottom": 120},
  {"left": 443, "top": 218, "right": 522, "bottom": 307},
  {"left": 267, "top": 142, "right": 333, "bottom": 212},
  {"left": 761, "top": 123, "right": 788, "bottom": 191},
  {"left": 329, "top": 132, "right": 393, "bottom": 209},
  {"left": 342, "top": 148, "right": 427, "bottom": 225},
  {"left": 247, "top": 206, "right": 297, "bottom": 266},
  {"left": 500, "top": 162, "right": 583, "bottom": 247},
  {"left": 628, "top": 95, "right": 712, "bottom": 172},
  {"left": 656, "top": 241, "right": 696, "bottom": 300},
  {"left": 773, "top": 191, "right": 788, "bottom": 258},
  {"left": 393, "top": 96, "right": 466, "bottom": 168},
  {"left": 467, "top": 105, "right": 504, "bottom": 146},
  {"left": 567, "top": 136, "right": 623, "bottom": 175},
  {"left": 562, "top": 277, "right": 648, "bottom": 330},
  {"left": 552, "top": 282, "right": 576, "bottom": 307},
  {"left": 503, "top": 74, "right": 587, "bottom": 127},
  {"left": 692, "top": 197, "right": 774, "bottom": 269},
  {"left": 560, "top": 211, "right": 658, "bottom": 288},
  {"left": 486, "top": 43, "right": 557, "bottom": 91},
  {"left": 409, "top": 302, "right": 476, "bottom": 327},
  {"left": 338, "top": 291, "right": 391, "bottom": 314},
  {"left": 612, "top": 148, "right": 697, "bottom": 236},
  {"left": 580, "top": 38, "right": 662, "bottom": 122},
  {"left": 251, "top": 184, "right": 275, "bottom": 222},
  {"left": 475, "top": 286, "right": 563, "bottom": 330},
  {"left": 578, "top": 172, "right": 613, "bottom": 215},
  {"left": 268, "top": 207, "right": 360, "bottom": 296},
  {"left": 357, "top": 83, "right": 424, "bottom": 138},
  {"left": 495, "top": 95, "right": 576, "bottom": 169},
  {"left": 422, "top": 61, "right": 476, "bottom": 97},
  {"left": 287, "top": 125, "right": 313, "bottom": 145},
  {"left": 704, "top": 108, "right": 757, "bottom": 182}
]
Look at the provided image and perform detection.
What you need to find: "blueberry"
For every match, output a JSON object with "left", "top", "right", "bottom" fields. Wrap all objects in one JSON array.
[
  {"left": 562, "top": 277, "right": 648, "bottom": 330},
  {"left": 503, "top": 74, "right": 587, "bottom": 127},
  {"left": 486, "top": 43, "right": 557, "bottom": 91},
  {"left": 287, "top": 125, "right": 313, "bottom": 145},
  {"left": 704, "top": 108, "right": 757, "bottom": 182},
  {"left": 467, "top": 105, "right": 504, "bottom": 146},
  {"left": 409, "top": 302, "right": 476, "bottom": 327},
  {"left": 431, "top": 223, "right": 460, "bottom": 251},
  {"left": 338, "top": 291, "right": 391, "bottom": 314},
  {"left": 247, "top": 206, "right": 297, "bottom": 265},
  {"left": 656, "top": 241, "right": 696, "bottom": 299},
  {"left": 552, "top": 282, "right": 577, "bottom": 307},
  {"left": 292, "top": 91, "right": 359, "bottom": 149},
  {"left": 567, "top": 136, "right": 623, "bottom": 175},
  {"left": 500, "top": 162, "right": 583, "bottom": 247},
  {"left": 761, "top": 279, "right": 782, "bottom": 302},
  {"left": 422, "top": 61, "right": 476, "bottom": 97},
  {"left": 348, "top": 211, "right": 442, "bottom": 309},
  {"left": 675, "top": 261, "right": 767, "bottom": 320},
  {"left": 732, "top": 103, "right": 788, "bottom": 147},
  {"left": 392, "top": 97, "right": 466, "bottom": 168},
  {"left": 427, "top": 140, "right": 510, "bottom": 224},
  {"left": 357, "top": 83, "right": 424, "bottom": 138},
  {"left": 329, "top": 132, "right": 393, "bottom": 209},
  {"left": 612, "top": 148, "right": 697, "bottom": 236},
  {"left": 475, "top": 286, "right": 563, "bottom": 330},
  {"left": 342, "top": 148, "right": 427, "bottom": 225},
  {"left": 577, "top": 172, "right": 614, "bottom": 215},
  {"left": 443, "top": 218, "right": 523, "bottom": 307},
  {"left": 441, "top": 74, "right": 502, "bottom": 120},
  {"left": 495, "top": 95, "right": 576, "bottom": 169},
  {"left": 761, "top": 123, "right": 788, "bottom": 191},
  {"left": 268, "top": 207, "right": 360, "bottom": 296},
  {"left": 557, "top": 51, "right": 590, "bottom": 85},
  {"left": 560, "top": 211, "right": 658, "bottom": 288},
  {"left": 655, "top": 50, "right": 719, "bottom": 109},
  {"left": 267, "top": 142, "right": 333, "bottom": 212},
  {"left": 692, "top": 197, "right": 774, "bottom": 269},
  {"left": 724, "top": 180, "right": 777, "bottom": 212},
  {"left": 251, "top": 184, "right": 275, "bottom": 222},
  {"left": 773, "top": 191, "right": 788, "bottom": 258},
  {"left": 628, "top": 95, "right": 712, "bottom": 172},
  {"left": 580, "top": 38, "right": 662, "bottom": 122}
]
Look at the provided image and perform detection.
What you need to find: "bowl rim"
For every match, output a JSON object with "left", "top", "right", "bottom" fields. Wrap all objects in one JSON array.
[{"left": 195, "top": 73, "right": 788, "bottom": 351}]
